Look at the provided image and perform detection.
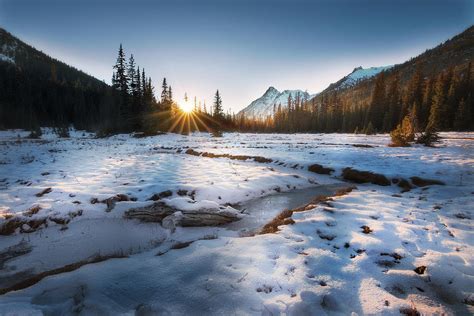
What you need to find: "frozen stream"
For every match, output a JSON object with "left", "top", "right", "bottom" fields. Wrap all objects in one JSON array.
[{"left": 228, "top": 183, "right": 345, "bottom": 233}]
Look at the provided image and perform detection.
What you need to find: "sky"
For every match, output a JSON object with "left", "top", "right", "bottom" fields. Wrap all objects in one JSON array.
[{"left": 0, "top": 0, "right": 472, "bottom": 112}]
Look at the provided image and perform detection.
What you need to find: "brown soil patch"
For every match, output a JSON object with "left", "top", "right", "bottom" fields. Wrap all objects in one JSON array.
[
  {"left": 185, "top": 149, "right": 272, "bottom": 163},
  {"left": 259, "top": 186, "right": 356, "bottom": 235},
  {"left": 342, "top": 168, "right": 390, "bottom": 186},
  {"left": 410, "top": 177, "right": 445, "bottom": 187},
  {"left": 308, "top": 164, "right": 334, "bottom": 175}
]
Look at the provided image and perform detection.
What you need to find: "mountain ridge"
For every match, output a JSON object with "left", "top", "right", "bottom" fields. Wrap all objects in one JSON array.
[{"left": 238, "top": 87, "right": 313, "bottom": 118}]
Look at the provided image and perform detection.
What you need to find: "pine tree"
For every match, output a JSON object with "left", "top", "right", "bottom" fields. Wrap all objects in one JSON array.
[
  {"left": 141, "top": 69, "right": 147, "bottom": 98},
  {"left": 127, "top": 54, "right": 136, "bottom": 95},
  {"left": 367, "top": 72, "right": 386, "bottom": 131},
  {"left": 384, "top": 76, "right": 400, "bottom": 131},
  {"left": 168, "top": 86, "right": 173, "bottom": 102},
  {"left": 454, "top": 97, "right": 471, "bottom": 130},
  {"left": 113, "top": 44, "right": 128, "bottom": 94},
  {"left": 161, "top": 78, "right": 168, "bottom": 103},
  {"left": 426, "top": 72, "right": 447, "bottom": 131},
  {"left": 213, "top": 90, "right": 223, "bottom": 118},
  {"left": 135, "top": 66, "right": 141, "bottom": 106},
  {"left": 402, "top": 66, "right": 423, "bottom": 122},
  {"left": 390, "top": 114, "right": 415, "bottom": 147}
]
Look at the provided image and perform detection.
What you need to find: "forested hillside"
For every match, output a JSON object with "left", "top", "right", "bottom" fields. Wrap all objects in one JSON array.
[
  {"left": 236, "top": 25, "right": 474, "bottom": 133},
  {"left": 0, "top": 28, "right": 115, "bottom": 131},
  {"left": 0, "top": 28, "right": 234, "bottom": 135}
]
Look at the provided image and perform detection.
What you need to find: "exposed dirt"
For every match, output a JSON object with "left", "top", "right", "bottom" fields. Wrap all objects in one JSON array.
[
  {"left": 410, "top": 177, "right": 445, "bottom": 187},
  {"left": 342, "top": 168, "right": 391, "bottom": 186},
  {"left": 185, "top": 148, "right": 273, "bottom": 163},
  {"left": 308, "top": 164, "right": 334, "bottom": 175},
  {"left": 259, "top": 186, "right": 356, "bottom": 235}
]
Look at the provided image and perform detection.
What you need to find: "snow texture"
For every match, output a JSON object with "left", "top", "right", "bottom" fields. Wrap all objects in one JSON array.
[
  {"left": 239, "top": 87, "right": 314, "bottom": 118},
  {"left": 0, "top": 129, "right": 472, "bottom": 315},
  {"left": 0, "top": 53, "right": 14, "bottom": 64},
  {"left": 338, "top": 65, "right": 393, "bottom": 89}
]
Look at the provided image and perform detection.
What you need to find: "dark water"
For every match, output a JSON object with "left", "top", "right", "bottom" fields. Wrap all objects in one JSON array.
[{"left": 227, "top": 183, "right": 344, "bottom": 233}]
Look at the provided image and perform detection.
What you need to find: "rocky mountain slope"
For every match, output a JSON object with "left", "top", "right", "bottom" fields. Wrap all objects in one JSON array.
[{"left": 239, "top": 87, "right": 313, "bottom": 118}]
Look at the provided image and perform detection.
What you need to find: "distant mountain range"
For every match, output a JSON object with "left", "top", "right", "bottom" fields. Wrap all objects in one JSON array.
[
  {"left": 238, "top": 65, "right": 390, "bottom": 118},
  {"left": 238, "top": 87, "right": 314, "bottom": 117}
]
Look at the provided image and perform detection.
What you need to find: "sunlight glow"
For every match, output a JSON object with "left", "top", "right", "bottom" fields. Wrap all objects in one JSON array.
[{"left": 179, "top": 102, "right": 193, "bottom": 113}]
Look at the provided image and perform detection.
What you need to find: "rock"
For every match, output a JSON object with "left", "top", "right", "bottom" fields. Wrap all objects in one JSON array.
[
  {"left": 342, "top": 168, "right": 390, "bottom": 186},
  {"left": 308, "top": 164, "right": 334, "bottom": 175},
  {"left": 148, "top": 190, "right": 173, "bottom": 201},
  {"left": 397, "top": 178, "right": 413, "bottom": 192},
  {"left": 361, "top": 225, "right": 373, "bottom": 234},
  {"left": 177, "top": 189, "right": 188, "bottom": 196},
  {"left": 101, "top": 194, "right": 130, "bottom": 212},
  {"left": 35, "top": 187, "right": 52, "bottom": 197},
  {"left": 24, "top": 205, "right": 41, "bottom": 217},
  {"left": 414, "top": 265, "right": 427, "bottom": 275},
  {"left": 464, "top": 294, "right": 474, "bottom": 306},
  {"left": 317, "top": 229, "right": 336, "bottom": 241},
  {"left": 400, "top": 306, "right": 420, "bottom": 316},
  {"left": 410, "top": 176, "right": 445, "bottom": 187},
  {"left": 0, "top": 218, "right": 23, "bottom": 235},
  {"left": 148, "top": 193, "right": 161, "bottom": 201},
  {"left": 455, "top": 213, "right": 471, "bottom": 219}
]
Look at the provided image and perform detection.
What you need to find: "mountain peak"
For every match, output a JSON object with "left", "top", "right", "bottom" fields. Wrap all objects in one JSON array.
[
  {"left": 264, "top": 86, "right": 279, "bottom": 95},
  {"left": 239, "top": 87, "right": 313, "bottom": 118}
]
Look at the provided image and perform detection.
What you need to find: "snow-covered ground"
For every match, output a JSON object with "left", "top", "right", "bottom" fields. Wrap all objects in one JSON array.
[{"left": 0, "top": 130, "right": 472, "bottom": 315}]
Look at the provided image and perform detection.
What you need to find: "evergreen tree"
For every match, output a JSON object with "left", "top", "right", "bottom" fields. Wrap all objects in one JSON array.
[
  {"left": 426, "top": 72, "right": 447, "bottom": 131},
  {"left": 454, "top": 97, "right": 471, "bottom": 130},
  {"left": 141, "top": 68, "right": 147, "bottom": 97},
  {"left": 213, "top": 90, "right": 223, "bottom": 118},
  {"left": 367, "top": 72, "right": 386, "bottom": 131},
  {"left": 161, "top": 78, "right": 168, "bottom": 103},
  {"left": 127, "top": 54, "right": 136, "bottom": 95},
  {"left": 113, "top": 44, "right": 128, "bottom": 94},
  {"left": 168, "top": 85, "right": 173, "bottom": 102},
  {"left": 390, "top": 114, "right": 415, "bottom": 147},
  {"left": 402, "top": 66, "right": 423, "bottom": 122}
]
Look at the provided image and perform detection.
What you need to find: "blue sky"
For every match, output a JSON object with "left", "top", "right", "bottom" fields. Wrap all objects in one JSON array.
[{"left": 0, "top": 0, "right": 472, "bottom": 112}]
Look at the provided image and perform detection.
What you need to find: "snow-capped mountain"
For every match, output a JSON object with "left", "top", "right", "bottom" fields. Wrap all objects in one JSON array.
[
  {"left": 239, "top": 87, "right": 313, "bottom": 118},
  {"left": 327, "top": 65, "right": 393, "bottom": 91}
]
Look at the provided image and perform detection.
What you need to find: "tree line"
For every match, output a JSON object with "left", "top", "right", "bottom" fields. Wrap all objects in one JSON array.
[
  {"left": 108, "top": 44, "right": 234, "bottom": 135},
  {"left": 232, "top": 63, "right": 473, "bottom": 134}
]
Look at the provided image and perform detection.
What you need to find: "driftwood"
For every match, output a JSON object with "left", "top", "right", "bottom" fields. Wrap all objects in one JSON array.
[{"left": 124, "top": 202, "right": 240, "bottom": 228}]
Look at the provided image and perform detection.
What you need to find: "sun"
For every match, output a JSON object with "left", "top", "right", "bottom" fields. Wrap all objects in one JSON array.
[{"left": 179, "top": 102, "right": 193, "bottom": 113}]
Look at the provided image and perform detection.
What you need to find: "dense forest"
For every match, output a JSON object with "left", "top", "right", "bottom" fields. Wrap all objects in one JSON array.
[{"left": 234, "top": 63, "right": 473, "bottom": 134}]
